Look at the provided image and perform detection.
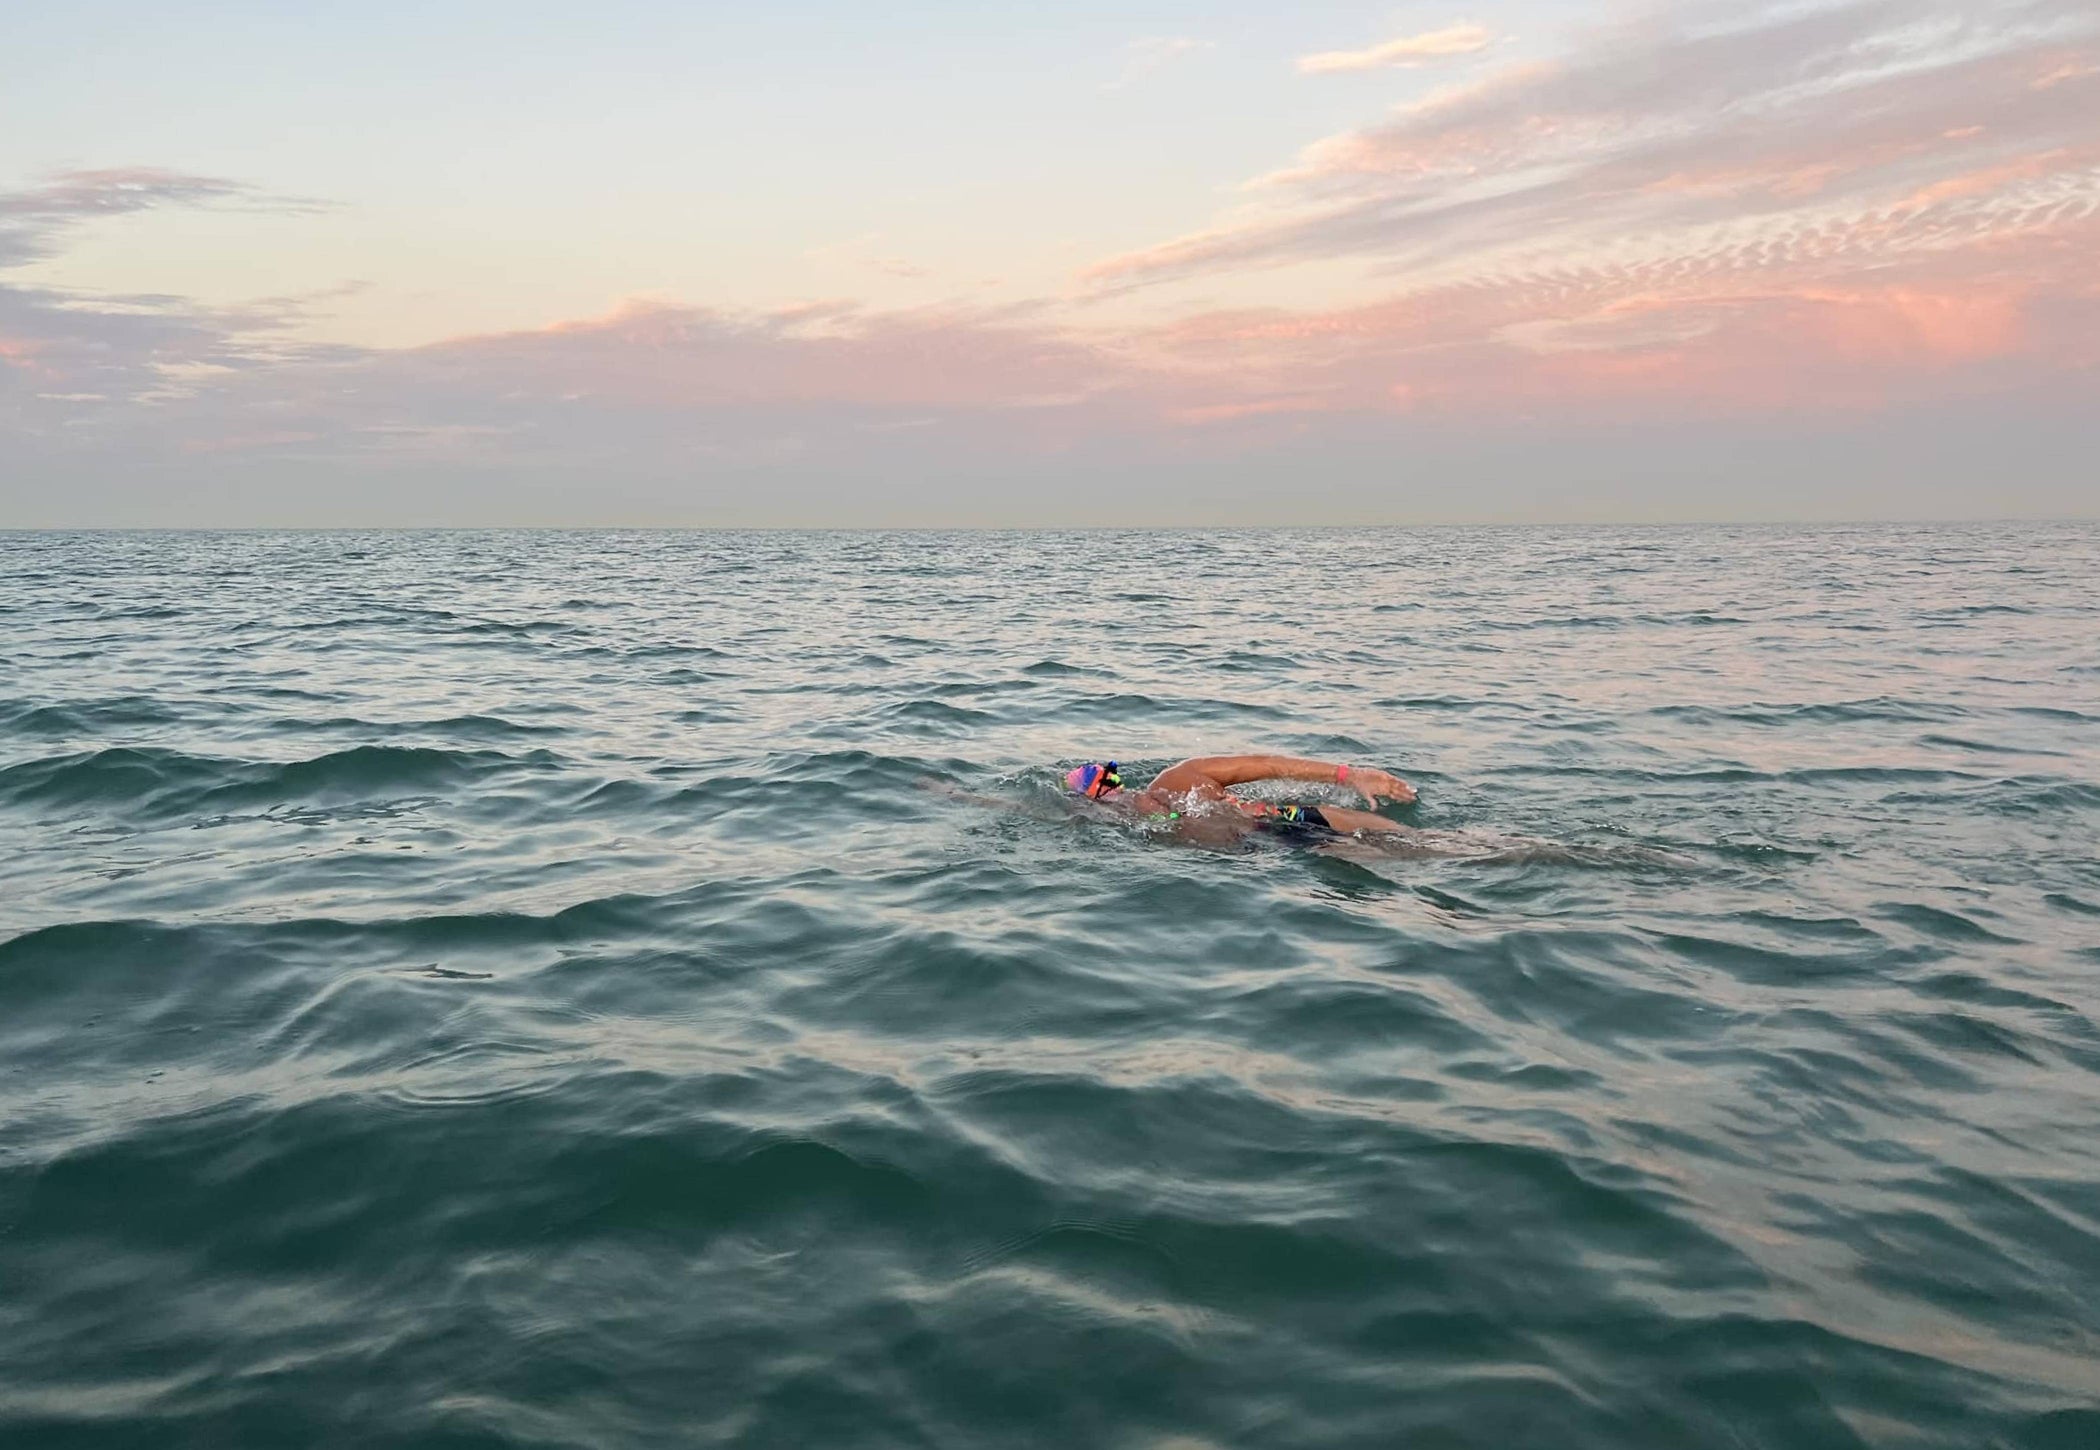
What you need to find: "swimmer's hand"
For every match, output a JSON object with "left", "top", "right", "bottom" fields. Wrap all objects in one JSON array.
[{"left": 1348, "top": 767, "right": 1417, "bottom": 806}]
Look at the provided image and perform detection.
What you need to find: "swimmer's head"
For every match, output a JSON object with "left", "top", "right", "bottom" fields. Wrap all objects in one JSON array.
[{"left": 1065, "top": 761, "right": 1123, "bottom": 799}]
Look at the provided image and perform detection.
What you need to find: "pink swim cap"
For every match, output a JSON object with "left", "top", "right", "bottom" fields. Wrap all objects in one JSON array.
[{"left": 1065, "top": 762, "right": 1120, "bottom": 798}]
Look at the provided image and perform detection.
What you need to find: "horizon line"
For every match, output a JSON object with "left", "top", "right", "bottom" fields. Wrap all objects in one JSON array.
[{"left": 5, "top": 515, "right": 2095, "bottom": 534}]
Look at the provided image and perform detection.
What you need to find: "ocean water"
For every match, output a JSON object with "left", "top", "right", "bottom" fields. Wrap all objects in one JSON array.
[{"left": 1, "top": 524, "right": 2096, "bottom": 1450}]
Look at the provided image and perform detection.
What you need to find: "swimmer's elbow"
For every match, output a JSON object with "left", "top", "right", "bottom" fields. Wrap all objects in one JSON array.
[{"left": 1149, "top": 759, "right": 1228, "bottom": 794}]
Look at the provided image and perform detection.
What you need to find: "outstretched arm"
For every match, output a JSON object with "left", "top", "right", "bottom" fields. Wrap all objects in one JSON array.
[{"left": 1147, "top": 754, "right": 1416, "bottom": 805}]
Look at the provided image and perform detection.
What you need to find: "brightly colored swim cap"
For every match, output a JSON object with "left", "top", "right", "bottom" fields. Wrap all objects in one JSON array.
[{"left": 1065, "top": 761, "right": 1122, "bottom": 798}]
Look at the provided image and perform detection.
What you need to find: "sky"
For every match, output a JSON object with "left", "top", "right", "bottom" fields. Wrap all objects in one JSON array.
[{"left": 2, "top": 0, "right": 2096, "bottom": 526}]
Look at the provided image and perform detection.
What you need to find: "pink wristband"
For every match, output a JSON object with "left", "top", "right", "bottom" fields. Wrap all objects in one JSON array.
[{"left": 1336, "top": 764, "right": 1350, "bottom": 785}]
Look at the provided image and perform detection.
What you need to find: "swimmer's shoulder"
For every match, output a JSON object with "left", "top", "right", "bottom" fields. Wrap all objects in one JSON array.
[{"left": 1130, "top": 788, "right": 1180, "bottom": 820}]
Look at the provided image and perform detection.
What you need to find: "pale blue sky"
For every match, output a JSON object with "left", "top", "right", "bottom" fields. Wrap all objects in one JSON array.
[{"left": 11, "top": 1, "right": 1555, "bottom": 341}]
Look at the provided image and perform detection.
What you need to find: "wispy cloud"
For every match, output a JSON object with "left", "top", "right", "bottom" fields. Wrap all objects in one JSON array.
[
  {"left": 0, "top": 168, "right": 250, "bottom": 222},
  {"left": 6, "top": 291, "right": 1174, "bottom": 474},
  {"left": 0, "top": 171, "right": 348, "bottom": 451},
  {"left": 0, "top": 168, "right": 276, "bottom": 271},
  {"left": 1101, "top": 0, "right": 2100, "bottom": 286},
  {"left": 1297, "top": 23, "right": 1496, "bottom": 75},
  {"left": 1104, "top": 35, "right": 1213, "bottom": 90},
  {"left": 1079, "top": 0, "right": 2100, "bottom": 425}
]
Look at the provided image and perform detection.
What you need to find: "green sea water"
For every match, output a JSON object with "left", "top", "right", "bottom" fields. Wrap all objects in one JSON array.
[{"left": 2, "top": 524, "right": 2096, "bottom": 1448}]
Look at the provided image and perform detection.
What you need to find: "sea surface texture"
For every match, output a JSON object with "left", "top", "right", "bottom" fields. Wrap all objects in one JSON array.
[{"left": 2, "top": 525, "right": 2097, "bottom": 1450}]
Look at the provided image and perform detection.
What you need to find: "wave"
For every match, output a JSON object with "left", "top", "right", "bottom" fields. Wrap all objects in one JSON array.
[
  {"left": 1495, "top": 762, "right": 1987, "bottom": 787},
  {"left": 284, "top": 712, "right": 568, "bottom": 741},
  {"left": 1974, "top": 778, "right": 2100, "bottom": 814},
  {"left": 0, "top": 743, "right": 559, "bottom": 819},
  {"left": 0, "top": 695, "right": 190, "bottom": 735},
  {"left": 567, "top": 642, "right": 733, "bottom": 662},
  {"left": 1645, "top": 697, "right": 1967, "bottom": 726},
  {"left": 1061, "top": 692, "right": 1292, "bottom": 723}
]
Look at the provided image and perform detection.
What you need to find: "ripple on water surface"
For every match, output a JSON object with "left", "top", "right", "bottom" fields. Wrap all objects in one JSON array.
[{"left": 1, "top": 525, "right": 2097, "bottom": 1449}]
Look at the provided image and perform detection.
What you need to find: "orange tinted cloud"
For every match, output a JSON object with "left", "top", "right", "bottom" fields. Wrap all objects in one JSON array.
[
  {"left": 1064, "top": 0, "right": 2100, "bottom": 426},
  {"left": 1297, "top": 24, "right": 1497, "bottom": 76},
  {"left": 1092, "top": 3, "right": 2100, "bottom": 290}
]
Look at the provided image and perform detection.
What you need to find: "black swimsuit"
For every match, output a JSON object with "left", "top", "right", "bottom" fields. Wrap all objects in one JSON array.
[{"left": 1256, "top": 804, "right": 1335, "bottom": 838}]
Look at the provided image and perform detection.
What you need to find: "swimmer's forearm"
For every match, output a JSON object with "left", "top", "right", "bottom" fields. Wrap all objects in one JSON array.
[
  {"left": 1151, "top": 754, "right": 1416, "bottom": 805},
  {"left": 1157, "top": 755, "right": 1344, "bottom": 790}
]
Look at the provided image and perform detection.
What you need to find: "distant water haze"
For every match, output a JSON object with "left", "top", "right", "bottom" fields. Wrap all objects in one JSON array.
[{"left": 4, "top": 0, "right": 2098, "bottom": 526}]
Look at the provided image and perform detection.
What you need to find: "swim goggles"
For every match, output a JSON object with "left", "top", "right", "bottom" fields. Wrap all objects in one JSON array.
[{"left": 1065, "top": 761, "right": 1123, "bottom": 798}]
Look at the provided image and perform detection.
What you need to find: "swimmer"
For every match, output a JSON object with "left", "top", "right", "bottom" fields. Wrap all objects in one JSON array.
[{"left": 1066, "top": 755, "right": 1415, "bottom": 841}]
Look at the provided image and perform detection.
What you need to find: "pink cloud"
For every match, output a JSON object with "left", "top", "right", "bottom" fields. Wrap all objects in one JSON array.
[
  {"left": 398, "top": 297, "right": 1132, "bottom": 414},
  {"left": 0, "top": 337, "right": 48, "bottom": 370},
  {"left": 2031, "top": 55, "right": 2098, "bottom": 89},
  {"left": 1297, "top": 24, "right": 1497, "bottom": 76},
  {"left": 1043, "top": 0, "right": 2100, "bottom": 432},
  {"left": 1091, "top": 3, "right": 2100, "bottom": 289}
]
